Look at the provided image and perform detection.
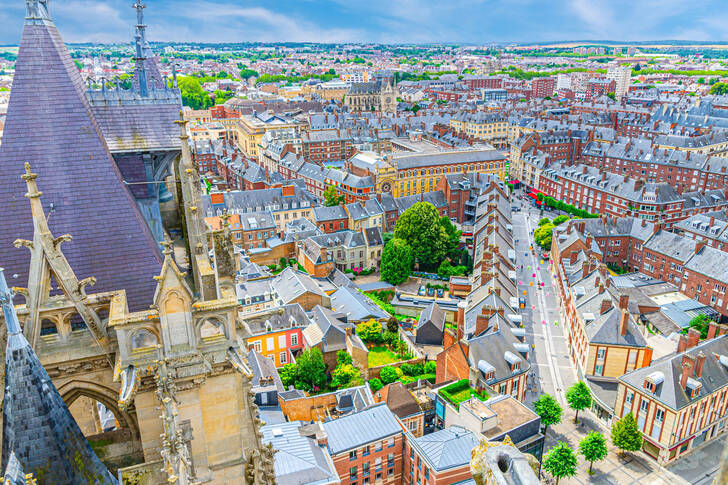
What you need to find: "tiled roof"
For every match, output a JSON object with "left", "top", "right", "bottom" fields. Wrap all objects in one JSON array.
[{"left": 0, "top": 15, "right": 162, "bottom": 311}]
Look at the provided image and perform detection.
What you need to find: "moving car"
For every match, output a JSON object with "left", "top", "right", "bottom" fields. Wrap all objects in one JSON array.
[{"left": 519, "top": 296, "right": 526, "bottom": 309}]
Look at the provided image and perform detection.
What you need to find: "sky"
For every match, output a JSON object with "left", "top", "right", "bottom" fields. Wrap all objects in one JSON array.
[{"left": 1, "top": 0, "right": 727, "bottom": 45}]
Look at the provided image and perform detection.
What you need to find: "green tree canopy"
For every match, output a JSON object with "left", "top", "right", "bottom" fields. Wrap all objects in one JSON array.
[
  {"left": 379, "top": 366, "right": 398, "bottom": 384},
  {"left": 323, "top": 185, "right": 345, "bottom": 206},
  {"left": 386, "top": 317, "right": 399, "bottom": 333},
  {"left": 177, "top": 75, "right": 213, "bottom": 110},
  {"left": 356, "top": 319, "right": 383, "bottom": 343},
  {"left": 369, "top": 378, "right": 383, "bottom": 393},
  {"left": 552, "top": 215, "right": 570, "bottom": 226},
  {"left": 394, "top": 202, "right": 448, "bottom": 269},
  {"left": 336, "top": 350, "right": 352, "bottom": 366},
  {"left": 380, "top": 238, "right": 413, "bottom": 285},
  {"left": 710, "top": 82, "right": 728, "bottom": 95},
  {"left": 579, "top": 432, "right": 608, "bottom": 474},
  {"left": 331, "top": 363, "right": 359, "bottom": 388},
  {"left": 538, "top": 217, "right": 551, "bottom": 226},
  {"left": 566, "top": 381, "right": 592, "bottom": 423},
  {"left": 293, "top": 348, "right": 328, "bottom": 392},
  {"left": 683, "top": 313, "right": 711, "bottom": 339},
  {"left": 440, "top": 216, "right": 462, "bottom": 258},
  {"left": 239, "top": 68, "right": 259, "bottom": 79},
  {"left": 534, "top": 223, "right": 555, "bottom": 250},
  {"left": 534, "top": 394, "right": 562, "bottom": 434},
  {"left": 611, "top": 412, "right": 643, "bottom": 456},
  {"left": 543, "top": 442, "right": 578, "bottom": 485}
]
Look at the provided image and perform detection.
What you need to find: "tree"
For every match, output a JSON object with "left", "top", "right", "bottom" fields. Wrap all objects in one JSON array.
[
  {"left": 552, "top": 215, "right": 569, "bottom": 226},
  {"left": 710, "top": 82, "right": 728, "bottom": 95},
  {"left": 380, "top": 238, "right": 413, "bottom": 285},
  {"left": 380, "top": 367, "right": 398, "bottom": 384},
  {"left": 424, "top": 361, "right": 436, "bottom": 374},
  {"left": 565, "top": 381, "right": 592, "bottom": 423},
  {"left": 279, "top": 363, "right": 297, "bottom": 388},
  {"left": 440, "top": 216, "right": 462, "bottom": 258},
  {"left": 538, "top": 217, "right": 551, "bottom": 226},
  {"left": 579, "top": 432, "right": 608, "bottom": 474},
  {"left": 534, "top": 223, "right": 555, "bottom": 250},
  {"left": 543, "top": 442, "right": 578, "bottom": 485},
  {"left": 369, "top": 378, "right": 383, "bottom": 393},
  {"left": 336, "top": 350, "right": 352, "bottom": 366},
  {"left": 239, "top": 68, "right": 259, "bottom": 79},
  {"left": 323, "top": 185, "right": 345, "bottom": 206},
  {"left": 606, "top": 92, "right": 616, "bottom": 101},
  {"left": 683, "top": 313, "right": 711, "bottom": 339},
  {"left": 394, "top": 202, "right": 448, "bottom": 270},
  {"left": 331, "top": 363, "right": 359, "bottom": 388},
  {"left": 534, "top": 394, "right": 562, "bottom": 434},
  {"left": 356, "top": 319, "right": 383, "bottom": 343},
  {"left": 294, "top": 348, "right": 328, "bottom": 392},
  {"left": 386, "top": 317, "right": 399, "bottom": 333},
  {"left": 611, "top": 412, "right": 643, "bottom": 457}
]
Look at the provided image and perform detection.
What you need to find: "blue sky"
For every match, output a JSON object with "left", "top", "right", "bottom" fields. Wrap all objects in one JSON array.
[{"left": 1, "top": 1, "right": 727, "bottom": 45}]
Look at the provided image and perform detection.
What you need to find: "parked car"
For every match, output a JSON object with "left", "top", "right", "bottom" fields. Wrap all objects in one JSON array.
[
  {"left": 519, "top": 297, "right": 526, "bottom": 309},
  {"left": 427, "top": 287, "right": 435, "bottom": 297},
  {"left": 436, "top": 288, "right": 444, "bottom": 297},
  {"left": 418, "top": 285, "right": 426, "bottom": 296}
]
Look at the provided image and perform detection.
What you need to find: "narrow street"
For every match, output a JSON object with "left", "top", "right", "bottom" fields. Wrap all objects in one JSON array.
[{"left": 511, "top": 194, "right": 698, "bottom": 484}]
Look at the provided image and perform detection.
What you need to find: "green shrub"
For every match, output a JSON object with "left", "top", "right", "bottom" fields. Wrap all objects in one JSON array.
[
  {"left": 369, "top": 378, "right": 383, "bottom": 393},
  {"left": 424, "top": 361, "right": 436, "bottom": 374},
  {"left": 380, "top": 367, "right": 398, "bottom": 384}
]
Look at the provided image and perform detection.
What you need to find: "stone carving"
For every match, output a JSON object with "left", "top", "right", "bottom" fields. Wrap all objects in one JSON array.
[{"left": 470, "top": 435, "right": 540, "bottom": 485}]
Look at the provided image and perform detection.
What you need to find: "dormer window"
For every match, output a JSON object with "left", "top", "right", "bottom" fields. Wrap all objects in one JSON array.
[
  {"left": 644, "top": 371, "right": 664, "bottom": 394},
  {"left": 686, "top": 377, "right": 701, "bottom": 399}
]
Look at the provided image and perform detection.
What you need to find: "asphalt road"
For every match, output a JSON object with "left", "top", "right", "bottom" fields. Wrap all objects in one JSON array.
[{"left": 511, "top": 201, "right": 576, "bottom": 407}]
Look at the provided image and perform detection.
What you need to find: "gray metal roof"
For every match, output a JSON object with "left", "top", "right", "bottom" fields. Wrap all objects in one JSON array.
[
  {"left": 410, "top": 426, "right": 479, "bottom": 471},
  {"left": 323, "top": 403, "right": 402, "bottom": 454},
  {"left": 261, "top": 421, "right": 339, "bottom": 485},
  {"left": 330, "top": 286, "right": 390, "bottom": 321}
]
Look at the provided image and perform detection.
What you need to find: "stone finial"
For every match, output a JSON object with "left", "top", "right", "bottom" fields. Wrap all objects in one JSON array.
[
  {"left": 21, "top": 162, "right": 42, "bottom": 199},
  {"left": 161, "top": 237, "right": 175, "bottom": 256}
]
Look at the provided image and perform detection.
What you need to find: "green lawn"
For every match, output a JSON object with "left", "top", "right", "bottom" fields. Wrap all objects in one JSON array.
[
  {"left": 441, "top": 380, "right": 490, "bottom": 408},
  {"left": 368, "top": 346, "right": 403, "bottom": 367}
]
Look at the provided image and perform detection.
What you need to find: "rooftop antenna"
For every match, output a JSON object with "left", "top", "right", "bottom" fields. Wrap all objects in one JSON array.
[{"left": 133, "top": 1, "right": 148, "bottom": 97}]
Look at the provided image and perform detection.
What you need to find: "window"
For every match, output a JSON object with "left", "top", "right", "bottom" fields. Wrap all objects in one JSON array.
[
  {"left": 253, "top": 340, "right": 262, "bottom": 352},
  {"left": 387, "top": 453, "right": 394, "bottom": 468},
  {"left": 278, "top": 335, "right": 286, "bottom": 348},
  {"left": 375, "top": 441, "right": 382, "bottom": 452},
  {"left": 656, "top": 408, "right": 665, "bottom": 422},
  {"left": 408, "top": 420, "right": 418, "bottom": 431},
  {"left": 290, "top": 333, "right": 298, "bottom": 346},
  {"left": 387, "top": 438, "right": 395, "bottom": 448},
  {"left": 595, "top": 364, "right": 604, "bottom": 376},
  {"left": 362, "top": 462, "right": 370, "bottom": 477},
  {"left": 363, "top": 446, "right": 370, "bottom": 456},
  {"left": 597, "top": 348, "right": 606, "bottom": 360},
  {"left": 280, "top": 352, "right": 287, "bottom": 364},
  {"left": 350, "top": 450, "right": 357, "bottom": 461},
  {"left": 350, "top": 466, "right": 358, "bottom": 479},
  {"left": 640, "top": 399, "right": 649, "bottom": 413},
  {"left": 266, "top": 337, "right": 274, "bottom": 351}
]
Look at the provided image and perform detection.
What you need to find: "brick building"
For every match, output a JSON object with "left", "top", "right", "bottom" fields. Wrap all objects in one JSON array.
[
  {"left": 530, "top": 77, "right": 556, "bottom": 99},
  {"left": 323, "top": 404, "right": 404, "bottom": 485},
  {"left": 301, "top": 128, "right": 355, "bottom": 164}
]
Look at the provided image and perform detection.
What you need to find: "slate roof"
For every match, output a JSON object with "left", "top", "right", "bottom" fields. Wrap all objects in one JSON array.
[
  {"left": 313, "top": 205, "right": 348, "bottom": 222},
  {"left": 330, "top": 286, "right": 390, "bottom": 321},
  {"left": 0, "top": 10, "right": 162, "bottom": 311},
  {"left": 323, "top": 403, "right": 402, "bottom": 454},
  {"left": 261, "top": 421, "right": 339, "bottom": 485},
  {"left": 90, "top": 101, "right": 181, "bottom": 152},
  {"left": 419, "top": 302, "right": 446, "bottom": 332},
  {"left": 644, "top": 230, "right": 697, "bottom": 263},
  {"left": 393, "top": 148, "right": 505, "bottom": 170},
  {"left": 248, "top": 349, "right": 284, "bottom": 393},
  {"left": 410, "top": 426, "right": 479, "bottom": 472},
  {"left": 271, "top": 268, "right": 328, "bottom": 305},
  {"left": 620, "top": 335, "right": 728, "bottom": 411},
  {"left": 305, "top": 305, "right": 350, "bottom": 351},
  {"left": 685, "top": 245, "right": 728, "bottom": 283},
  {"left": 244, "top": 303, "right": 309, "bottom": 335},
  {"left": 379, "top": 382, "right": 423, "bottom": 419},
  {"left": 0, "top": 270, "right": 116, "bottom": 484}
]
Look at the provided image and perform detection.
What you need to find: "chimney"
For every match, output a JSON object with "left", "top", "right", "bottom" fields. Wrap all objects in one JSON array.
[
  {"left": 600, "top": 298, "right": 612, "bottom": 314},
  {"left": 475, "top": 313, "right": 490, "bottom": 337},
  {"left": 582, "top": 261, "right": 592, "bottom": 279},
  {"left": 718, "top": 324, "right": 728, "bottom": 337},
  {"left": 585, "top": 234, "right": 593, "bottom": 249},
  {"left": 708, "top": 321, "right": 719, "bottom": 340},
  {"left": 618, "top": 294, "right": 629, "bottom": 310},
  {"left": 641, "top": 219, "right": 646, "bottom": 227},
  {"left": 696, "top": 240, "right": 706, "bottom": 253},
  {"left": 680, "top": 354, "right": 696, "bottom": 389},
  {"left": 695, "top": 351, "right": 706, "bottom": 378},
  {"left": 456, "top": 301, "right": 466, "bottom": 341},
  {"left": 687, "top": 328, "right": 700, "bottom": 349},
  {"left": 570, "top": 251, "right": 578, "bottom": 265},
  {"left": 594, "top": 276, "right": 601, "bottom": 288},
  {"left": 677, "top": 334, "right": 688, "bottom": 353},
  {"left": 619, "top": 307, "right": 629, "bottom": 336}
]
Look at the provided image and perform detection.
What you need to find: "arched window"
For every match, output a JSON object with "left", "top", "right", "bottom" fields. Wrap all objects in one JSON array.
[
  {"left": 200, "top": 317, "right": 226, "bottom": 340},
  {"left": 130, "top": 328, "right": 158, "bottom": 351},
  {"left": 40, "top": 318, "right": 58, "bottom": 336}
]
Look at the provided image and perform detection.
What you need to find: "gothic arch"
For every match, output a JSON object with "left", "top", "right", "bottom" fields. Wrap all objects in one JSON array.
[{"left": 56, "top": 378, "right": 142, "bottom": 447}]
